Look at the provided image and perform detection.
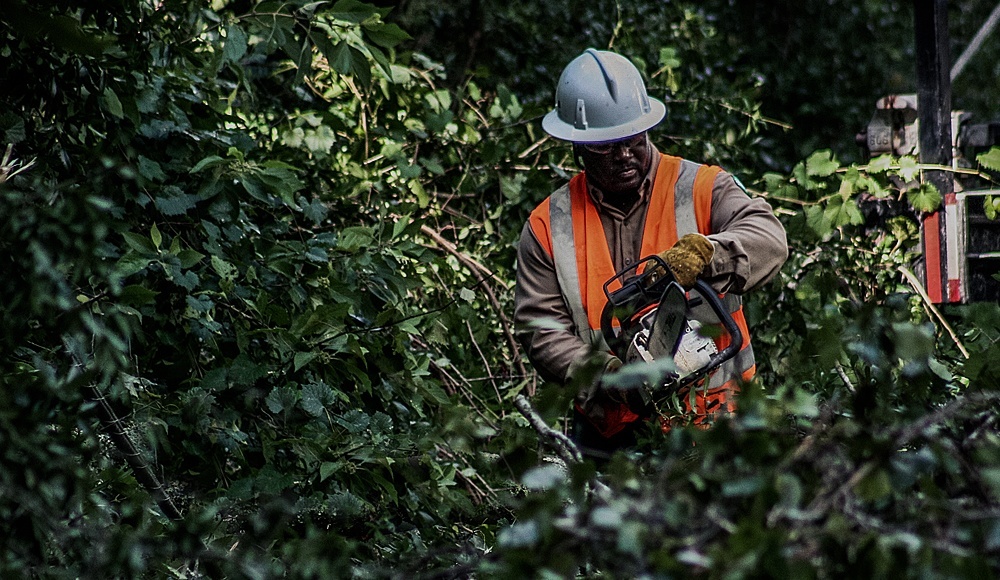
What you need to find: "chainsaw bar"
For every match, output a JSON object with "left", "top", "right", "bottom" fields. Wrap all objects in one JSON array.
[{"left": 647, "top": 281, "right": 686, "bottom": 360}]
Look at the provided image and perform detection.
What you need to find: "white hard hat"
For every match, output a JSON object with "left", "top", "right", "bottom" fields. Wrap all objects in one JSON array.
[{"left": 542, "top": 49, "right": 665, "bottom": 143}]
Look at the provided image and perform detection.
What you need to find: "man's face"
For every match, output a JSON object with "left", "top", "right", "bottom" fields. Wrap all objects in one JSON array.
[{"left": 579, "top": 132, "right": 652, "bottom": 197}]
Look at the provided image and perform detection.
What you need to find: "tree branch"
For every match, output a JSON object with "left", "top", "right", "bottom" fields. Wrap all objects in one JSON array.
[{"left": 419, "top": 224, "right": 530, "bottom": 391}]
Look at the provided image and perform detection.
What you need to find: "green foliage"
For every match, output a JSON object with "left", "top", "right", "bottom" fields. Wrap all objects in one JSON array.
[
  {"left": 396, "top": 0, "right": 1000, "bottom": 173},
  {"left": 2, "top": 0, "right": 1000, "bottom": 577},
  {"left": 0, "top": 0, "right": 532, "bottom": 574},
  {"left": 478, "top": 145, "right": 1000, "bottom": 576},
  {"left": 393, "top": 0, "right": 775, "bottom": 174}
]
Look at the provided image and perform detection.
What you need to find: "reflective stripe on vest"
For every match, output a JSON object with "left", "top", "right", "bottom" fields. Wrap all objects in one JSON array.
[{"left": 548, "top": 183, "right": 592, "bottom": 344}]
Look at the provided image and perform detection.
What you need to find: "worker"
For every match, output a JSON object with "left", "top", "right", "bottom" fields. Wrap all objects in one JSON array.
[{"left": 513, "top": 48, "right": 788, "bottom": 457}]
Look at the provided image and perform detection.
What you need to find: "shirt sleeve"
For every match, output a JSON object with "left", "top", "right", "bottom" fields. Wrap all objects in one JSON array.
[
  {"left": 513, "top": 221, "right": 592, "bottom": 383},
  {"left": 702, "top": 172, "right": 788, "bottom": 295}
]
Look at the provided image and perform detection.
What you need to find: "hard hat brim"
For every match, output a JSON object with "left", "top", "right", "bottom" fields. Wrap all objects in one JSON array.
[{"left": 541, "top": 97, "right": 666, "bottom": 143}]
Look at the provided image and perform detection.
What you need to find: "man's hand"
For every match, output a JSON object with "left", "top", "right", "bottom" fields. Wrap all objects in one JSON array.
[
  {"left": 656, "top": 233, "right": 714, "bottom": 289},
  {"left": 601, "top": 368, "right": 652, "bottom": 415}
]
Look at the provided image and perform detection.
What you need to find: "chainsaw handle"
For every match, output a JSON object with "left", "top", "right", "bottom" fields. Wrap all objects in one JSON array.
[
  {"left": 688, "top": 279, "right": 743, "bottom": 375},
  {"left": 600, "top": 255, "right": 672, "bottom": 359}
]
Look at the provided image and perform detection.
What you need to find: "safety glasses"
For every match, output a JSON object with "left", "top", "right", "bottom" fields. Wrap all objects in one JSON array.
[{"left": 580, "top": 132, "right": 647, "bottom": 155}]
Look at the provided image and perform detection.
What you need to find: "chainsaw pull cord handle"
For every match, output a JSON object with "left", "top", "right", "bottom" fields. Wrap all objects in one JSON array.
[{"left": 685, "top": 279, "right": 744, "bottom": 378}]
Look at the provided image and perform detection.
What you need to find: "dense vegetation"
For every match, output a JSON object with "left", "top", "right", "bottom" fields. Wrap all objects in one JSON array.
[{"left": 2, "top": 0, "right": 999, "bottom": 577}]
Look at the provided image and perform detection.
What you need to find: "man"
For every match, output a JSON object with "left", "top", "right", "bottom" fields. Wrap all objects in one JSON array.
[{"left": 514, "top": 48, "right": 788, "bottom": 456}]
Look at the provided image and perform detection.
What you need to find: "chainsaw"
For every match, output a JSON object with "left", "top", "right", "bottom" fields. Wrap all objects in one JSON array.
[{"left": 599, "top": 255, "right": 743, "bottom": 393}]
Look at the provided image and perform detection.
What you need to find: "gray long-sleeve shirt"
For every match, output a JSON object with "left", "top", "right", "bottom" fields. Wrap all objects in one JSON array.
[{"left": 513, "top": 148, "right": 788, "bottom": 384}]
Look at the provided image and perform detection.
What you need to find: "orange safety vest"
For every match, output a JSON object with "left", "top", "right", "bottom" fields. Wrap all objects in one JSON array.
[{"left": 528, "top": 153, "right": 755, "bottom": 437}]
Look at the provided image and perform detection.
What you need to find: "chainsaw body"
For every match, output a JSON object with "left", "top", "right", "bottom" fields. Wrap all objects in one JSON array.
[{"left": 599, "top": 255, "right": 744, "bottom": 392}]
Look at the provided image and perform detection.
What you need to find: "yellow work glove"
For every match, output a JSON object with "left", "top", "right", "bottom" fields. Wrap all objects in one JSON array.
[{"left": 656, "top": 233, "right": 714, "bottom": 289}]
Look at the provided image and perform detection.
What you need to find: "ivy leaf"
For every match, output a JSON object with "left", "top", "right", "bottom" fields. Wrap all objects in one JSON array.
[
  {"left": 985, "top": 195, "right": 1000, "bottom": 220},
  {"left": 824, "top": 197, "right": 864, "bottom": 227},
  {"left": 907, "top": 182, "right": 942, "bottom": 213},
  {"left": 860, "top": 174, "right": 890, "bottom": 198},
  {"left": 805, "top": 149, "right": 839, "bottom": 177},
  {"left": 303, "top": 125, "right": 336, "bottom": 155},
  {"left": 254, "top": 467, "right": 294, "bottom": 495},
  {"left": 265, "top": 386, "right": 299, "bottom": 415},
  {"left": 335, "top": 409, "right": 370, "bottom": 434},
  {"left": 897, "top": 156, "right": 919, "bottom": 182},
  {"left": 867, "top": 155, "right": 892, "bottom": 174},
  {"left": 805, "top": 204, "right": 832, "bottom": 237},
  {"left": 978, "top": 147, "right": 1000, "bottom": 171},
  {"left": 762, "top": 172, "right": 786, "bottom": 194},
  {"left": 300, "top": 381, "right": 334, "bottom": 417},
  {"left": 230, "top": 354, "right": 266, "bottom": 386}
]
